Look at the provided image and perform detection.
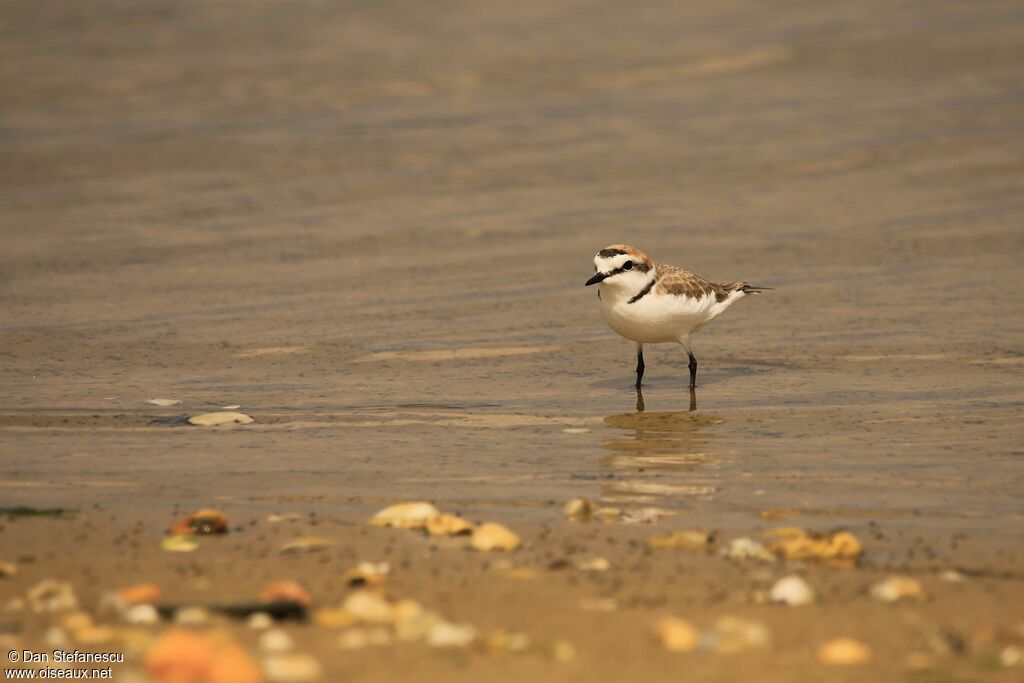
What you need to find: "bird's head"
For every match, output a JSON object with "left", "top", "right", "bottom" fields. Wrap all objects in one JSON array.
[{"left": 585, "top": 244, "right": 654, "bottom": 289}]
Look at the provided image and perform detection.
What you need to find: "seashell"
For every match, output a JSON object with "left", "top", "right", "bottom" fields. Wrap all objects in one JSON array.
[
  {"left": 262, "top": 653, "right": 322, "bottom": 682},
  {"left": 870, "top": 576, "right": 924, "bottom": 603},
  {"left": 169, "top": 509, "right": 229, "bottom": 536},
  {"left": 279, "top": 536, "right": 334, "bottom": 553},
  {"left": 208, "top": 644, "right": 262, "bottom": 683},
  {"left": 161, "top": 536, "right": 199, "bottom": 553},
  {"left": 576, "top": 557, "right": 610, "bottom": 571},
  {"left": 563, "top": 497, "right": 594, "bottom": 522},
  {"left": 187, "top": 411, "right": 254, "bottom": 426},
  {"left": 145, "top": 629, "right": 215, "bottom": 682},
  {"left": 258, "top": 580, "right": 311, "bottom": 607},
  {"left": 766, "top": 528, "right": 863, "bottom": 562},
  {"left": 341, "top": 591, "right": 394, "bottom": 624},
  {"left": 425, "top": 514, "right": 475, "bottom": 537},
  {"left": 721, "top": 537, "right": 775, "bottom": 562},
  {"left": 769, "top": 575, "right": 816, "bottom": 606},
  {"left": 656, "top": 616, "right": 699, "bottom": 652},
  {"left": 368, "top": 502, "right": 440, "bottom": 529},
  {"left": 711, "top": 616, "right": 771, "bottom": 653},
  {"left": 27, "top": 579, "right": 79, "bottom": 612},
  {"left": 174, "top": 606, "right": 210, "bottom": 626},
  {"left": 259, "top": 629, "right": 293, "bottom": 653},
  {"left": 818, "top": 637, "right": 872, "bottom": 665},
  {"left": 426, "top": 621, "right": 477, "bottom": 648},
  {"left": 470, "top": 523, "right": 521, "bottom": 551},
  {"left": 342, "top": 562, "right": 390, "bottom": 588},
  {"left": 311, "top": 608, "right": 356, "bottom": 630},
  {"left": 118, "top": 583, "right": 162, "bottom": 605},
  {"left": 125, "top": 604, "right": 160, "bottom": 625},
  {"left": 648, "top": 530, "right": 714, "bottom": 550}
]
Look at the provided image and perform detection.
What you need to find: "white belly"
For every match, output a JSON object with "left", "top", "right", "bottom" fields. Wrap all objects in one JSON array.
[{"left": 599, "top": 289, "right": 740, "bottom": 343}]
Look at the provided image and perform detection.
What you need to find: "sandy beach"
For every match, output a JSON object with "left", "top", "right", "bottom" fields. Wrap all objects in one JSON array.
[{"left": 1, "top": 0, "right": 1023, "bottom": 680}]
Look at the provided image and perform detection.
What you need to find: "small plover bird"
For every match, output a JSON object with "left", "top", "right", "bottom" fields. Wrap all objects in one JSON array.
[{"left": 585, "top": 244, "right": 769, "bottom": 389}]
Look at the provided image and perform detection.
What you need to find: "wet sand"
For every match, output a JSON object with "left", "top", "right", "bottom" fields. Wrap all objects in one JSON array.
[{"left": 1, "top": 0, "right": 1023, "bottom": 680}]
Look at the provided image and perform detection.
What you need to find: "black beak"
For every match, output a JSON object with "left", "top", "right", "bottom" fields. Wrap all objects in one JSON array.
[{"left": 585, "top": 272, "right": 607, "bottom": 286}]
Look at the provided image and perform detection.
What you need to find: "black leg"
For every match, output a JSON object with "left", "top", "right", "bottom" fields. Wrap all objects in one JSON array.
[
  {"left": 635, "top": 346, "right": 645, "bottom": 389},
  {"left": 687, "top": 351, "right": 697, "bottom": 389}
]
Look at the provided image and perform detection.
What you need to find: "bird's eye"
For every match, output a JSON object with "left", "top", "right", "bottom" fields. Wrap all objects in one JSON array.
[{"left": 623, "top": 260, "right": 633, "bottom": 270}]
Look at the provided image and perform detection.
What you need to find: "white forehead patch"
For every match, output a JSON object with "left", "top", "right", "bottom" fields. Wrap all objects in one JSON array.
[{"left": 594, "top": 252, "right": 633, "bottom": 271}]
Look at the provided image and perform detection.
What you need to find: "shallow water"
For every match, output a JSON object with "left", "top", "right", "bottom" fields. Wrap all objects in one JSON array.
[{"left": 1, "top": 0, "right": 1022, "bottom": 556}]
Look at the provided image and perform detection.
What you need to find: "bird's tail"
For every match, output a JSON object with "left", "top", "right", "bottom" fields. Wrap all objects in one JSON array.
[{"left": 740, "top": 283, "right": 772, "bottom": 294}]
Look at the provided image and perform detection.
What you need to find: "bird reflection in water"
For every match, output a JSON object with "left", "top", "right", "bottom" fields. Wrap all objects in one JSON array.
[
  {"left": 600, "top": 399, "right": 721, "bottom": 506},
  {"left": 634, "top": 386, "right": 696, "bottom": 413}
]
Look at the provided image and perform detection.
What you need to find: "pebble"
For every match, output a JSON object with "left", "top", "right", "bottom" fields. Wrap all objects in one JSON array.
[
  {"left": 657, "top": 616, "right": 699, "bottom": 652},
  {"left": 146, "top": 399, "right": 181, "bottom": 407},
  {"left": 818, "top": 637, "right": 872, "bottom": 665},
  {"left": 870, "top": 576, "right": 925, "bottom": 603},
  {"left": 426, "top": 622, "right": 478, "bottom": 648},
  {"left": 470, "top": 523, "right": 521, "bottom": 552},
  {"left": 368, "top": 502, "right": 440, "bottom": 529},
  {"left": 769, "top": 575, "right": 816, "bottom": 606},
  {"left": 0, "top": 561, "right": 17, "bottom": 578},
  {"left": 263, "top": 653, "right": 323, "bottom": 682}
]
